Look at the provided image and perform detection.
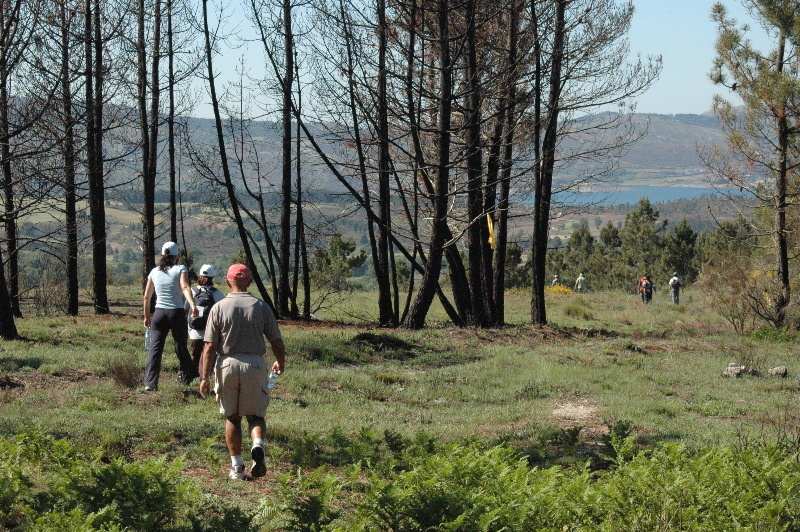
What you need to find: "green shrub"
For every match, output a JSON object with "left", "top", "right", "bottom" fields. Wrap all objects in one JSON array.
[
  {"left": 355, "top": 443, "right": 542, "bottom": 531},
  {"left": 0, "top": 461, "right": 31, "bottom": 529},
  {"left": 564, "top": 304, "right": 593, "bottom": 320},
  {"left": 329, "top": 426, "right": 382, "bottom": 467},
  {"left": 748, "top": 327, "right": 796, "bottom": 343},
  {"left": 57, "top": 457, "right": 196, "bottom": 531},
  {"left": 301, "top": 441, "right": 800, "bottom": 531},
  {"left": 600, "top": 419, "right": 636, "bottom": 464},
  {"left": 598, "top": 443, "right": 800, "bottom": 531},
  {"left": 260, "top": 467, "right": 343, "bottom": 532},
  {"left": 292, "top": 431, "right": 322, "bottom": 468},
  {"left": 0, "top": 431, "right": 257, "bottom": 531},
  {"left": 27, "top": 508, "right": 123, "bottom": 532}
]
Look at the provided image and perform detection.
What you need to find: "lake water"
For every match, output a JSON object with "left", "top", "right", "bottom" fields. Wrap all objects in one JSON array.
[{"left": 557, "top": 185, "right": 720, "bottom": 206}]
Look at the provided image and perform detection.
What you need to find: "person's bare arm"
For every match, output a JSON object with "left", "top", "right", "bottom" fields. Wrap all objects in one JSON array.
[
  {"left": 198, "top": 341, "right": 217, "bottom": 398},
  {"left": 143, "top": 280, "right": 155, "bottom": 328},
  {"left": 268, "top": 338, "right": 286, "bottom": 375},
  {"left": 180, "top": 271, "right": 199, "bottom": 317}
]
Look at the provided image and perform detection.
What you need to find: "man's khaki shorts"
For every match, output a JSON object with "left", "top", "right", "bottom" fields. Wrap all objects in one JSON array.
[{"left": 214, "top": 354, "right": 270, "bottom": 417}]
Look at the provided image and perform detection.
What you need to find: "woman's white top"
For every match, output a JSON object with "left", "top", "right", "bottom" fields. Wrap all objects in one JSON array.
[{"left": 147, "top": 264, "right": 188, "bottom": 309}]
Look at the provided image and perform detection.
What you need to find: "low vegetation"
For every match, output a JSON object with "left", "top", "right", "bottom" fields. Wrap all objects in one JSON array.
[{"left": 1, "top": 288, "right": 800, "bottom": 530}]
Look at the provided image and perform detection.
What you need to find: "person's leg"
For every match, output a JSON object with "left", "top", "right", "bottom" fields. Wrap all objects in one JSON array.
[
  {"left": 225, "top": 413, "right": 246, "bottom": 479},
  {"left": 225, "top": 414, "right": 243, "bottom": 457},
  {"left": 169, "top": 309, "right": 196, "bottom": 381},
  {"left": 144, "top": 309, "right": 169, "bottom": 389},
  {"left": 189, "top": 339, "right": 204, "bottom": 373},
  {"left": 247, "top": 415, "right": 267, "bottom": 477},
  {"left": 247, "top": 415, "right": 266, "bottom": 442},
  {"left": 238, "top": 356, "right": 270, "bottom": 478}
]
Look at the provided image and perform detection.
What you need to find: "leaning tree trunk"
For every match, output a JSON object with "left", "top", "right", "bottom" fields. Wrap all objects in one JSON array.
[
  {"left": 201, "top": 0, "right": 274, "bottom": 310},
  {"left": 339, "top": 0, "right": 383, "bottom": 323}
]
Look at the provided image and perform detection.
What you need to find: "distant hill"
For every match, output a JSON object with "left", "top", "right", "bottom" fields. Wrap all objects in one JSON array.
[
  {"left": 553, "top": 112, "right": 726, "bottom": 189},
  {"left": 178, "top": 111, "right": 727, "bottom": 193},
  {"left": 618, "top": 113, "right": 723, "bottom": 170}
]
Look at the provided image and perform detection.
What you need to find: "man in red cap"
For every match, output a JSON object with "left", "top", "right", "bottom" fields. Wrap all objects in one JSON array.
[{"left": 198, "top": 263, "right": 286, "bottom": 480}]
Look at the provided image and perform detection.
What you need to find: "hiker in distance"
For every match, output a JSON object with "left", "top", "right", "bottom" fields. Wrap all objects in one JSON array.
[
  {"left": 199, "top": 263, "right": 287, "bottom": 480},
  {"left": 143, "top": 241, "right": 199, "bottom": 391},
  {"left": 574, "top": 272, "right": 586, "bottom": 293},
  {"left": 668, "top": 272, "right": 683, "bottom": 305},
  {"left": 186, "top": 264, "right": 224, "bottom": 380},
  {"left": 637, "top": 273, "right": 655, "bottom": 304},
  {"left": 551, "top": 274, "right": 560, "bottom": 287}
]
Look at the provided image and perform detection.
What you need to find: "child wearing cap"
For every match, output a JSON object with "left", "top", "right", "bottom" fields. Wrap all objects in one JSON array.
[{"left": 186, "top": 264, "right": 225, "bottom": 376}]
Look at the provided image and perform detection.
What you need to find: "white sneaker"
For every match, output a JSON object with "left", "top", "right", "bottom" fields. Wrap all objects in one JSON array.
[
  {"left": 250, "top": 443, "right": 267, "bottom": 478},
  {"left": 228, "top": 464, "right": 245, "bottom": 480}
]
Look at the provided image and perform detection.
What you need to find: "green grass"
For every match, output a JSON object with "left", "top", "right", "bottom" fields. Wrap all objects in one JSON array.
[{"left": 1, "top": 285, "right": 799, "bottom": 517}]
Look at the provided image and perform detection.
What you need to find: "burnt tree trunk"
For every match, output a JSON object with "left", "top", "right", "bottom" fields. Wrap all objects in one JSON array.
[{"left": 402, "top": 0, "right": 451, "bottom": 329}]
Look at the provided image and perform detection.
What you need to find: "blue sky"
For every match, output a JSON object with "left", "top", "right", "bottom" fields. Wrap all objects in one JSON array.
[
  {"left": 629, "top": 0, "right": 767, "bottom": 115},
  {"left": 196, "top": 0, "right": 769, "bottom": 119}
]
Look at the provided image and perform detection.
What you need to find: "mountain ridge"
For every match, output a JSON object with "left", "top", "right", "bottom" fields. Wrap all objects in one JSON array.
[{"left": 178, "top": 111, "right": 727, "bottom": 192}]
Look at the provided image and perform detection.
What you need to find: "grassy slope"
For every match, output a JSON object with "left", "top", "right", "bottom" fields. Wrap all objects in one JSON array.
[{"left": 1, "top": 286, "right": 798, "bottom": 505}]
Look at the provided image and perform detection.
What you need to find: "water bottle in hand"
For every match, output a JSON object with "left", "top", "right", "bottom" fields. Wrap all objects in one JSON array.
[
  {"left": 268, "top": 371, "right": 279, "bottom": 389},
  {"left": 144, "top": 329, "right": 151, "bottom": 350}
]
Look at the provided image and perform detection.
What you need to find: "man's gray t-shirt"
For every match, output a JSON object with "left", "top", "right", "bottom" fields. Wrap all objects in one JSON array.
[{"left": 204, "top": 292, "right": 281, "bottom": 356}]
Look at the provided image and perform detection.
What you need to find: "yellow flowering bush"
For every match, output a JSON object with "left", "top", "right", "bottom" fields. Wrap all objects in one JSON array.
[{"left": 546, "top": 284, "right": 573, "bottom": 295}]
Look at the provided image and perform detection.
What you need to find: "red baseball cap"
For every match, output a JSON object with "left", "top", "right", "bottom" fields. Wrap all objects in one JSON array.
[{"left": 227, "top": 263, "right": 252, "bottom": 280}]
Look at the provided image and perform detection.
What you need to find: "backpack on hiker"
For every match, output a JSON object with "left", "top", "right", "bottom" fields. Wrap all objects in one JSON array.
[
  {"left": 189, "top": 286, "right": 218, "bottom": 330},
  {"left": 639, "top": 277, "right": 652, "bottom": 295}
]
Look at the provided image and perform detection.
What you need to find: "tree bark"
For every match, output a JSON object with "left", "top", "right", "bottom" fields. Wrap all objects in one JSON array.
[
  {"left": 0, "top": 244, "right": 16, "bottom": 338},
  {"left": 277, "top": 0, "right": 294, "bottom": 318},
  {"left": 167, "top": 0, "right": 178, "bottom": 243},
  {"left": 773, "top": 30, "right": 790, "bottom": 326},
  {"left": 376, "top": 0, "right": 396, "bottom": 327},
  {"left": 88, "top": 0, "right": 108, "bottom": 313},
  {"left": 492, "top": 0, "right": 520, "bottom": 325},
  {"left": 530, "top": 0, "right": 565, "bottom": 325},
  {"left": 0, "top": 1, "right": 21, "bottom": 318},
  {"left": 137, "top": 0, "right": 155, "bottom": 286},
  {"left": 402, "top": 0, "right": 451, "bottom": 329},
  {"left": 61, "top": 1, "right": 79, "bottom": 316},
  {"left": 464, "top": 0, "right": 488, "bottom": 327}
]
